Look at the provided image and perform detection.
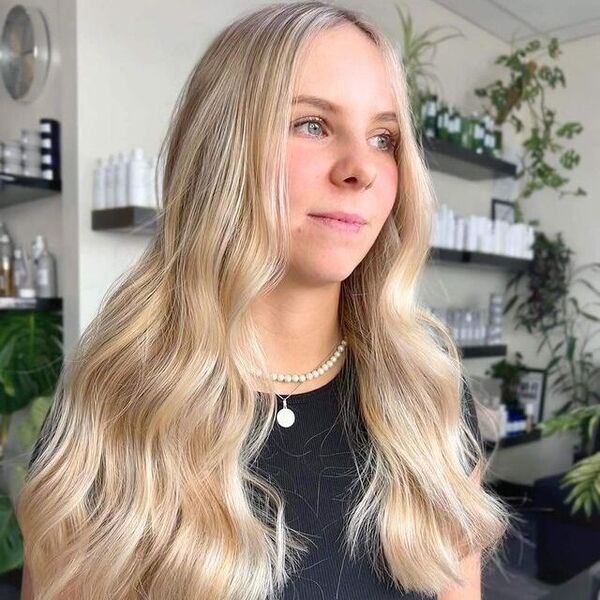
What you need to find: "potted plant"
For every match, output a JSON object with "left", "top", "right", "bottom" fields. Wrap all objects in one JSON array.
[
  {"left": 0, "top": 309, "right": 62, "bottom": 578},
  {"left": 504, "top": 230, "right": 600, "bottom": 518},
  {"left": 485, "top": 351, "right": 529, "bottom": 409},
  {"left": 393, "top": 3, "right": 463, "bottom": 135}
]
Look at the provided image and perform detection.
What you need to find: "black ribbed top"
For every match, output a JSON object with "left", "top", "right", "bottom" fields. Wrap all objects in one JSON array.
[
  {"left": 29, "top": 357, "right": 481, "bottom": 600},
  {"left": 252, "top": 355, "right": 478, "bottom": 600}
]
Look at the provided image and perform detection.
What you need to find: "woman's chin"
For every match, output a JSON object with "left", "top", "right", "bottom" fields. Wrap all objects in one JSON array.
[{"left": 286, "top": 264, "right": 358, "bottom": 286}]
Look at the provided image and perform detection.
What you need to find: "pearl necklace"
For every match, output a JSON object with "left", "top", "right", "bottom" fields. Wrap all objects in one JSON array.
[{"left": 250, "top": 339, "right": 347, "bottom": 428}]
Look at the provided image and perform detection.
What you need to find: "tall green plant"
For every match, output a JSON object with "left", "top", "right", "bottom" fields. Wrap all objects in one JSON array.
[
  {"left": 505, "top": 231, "right": 600, "bottom": 518},
  {"left": 0, "top": 310, "right": 62, "bottom": 574},
  {"left": 393, "top": 3, "right": 463, "bottom": 135},
  {"left": 474, "top": 36, "right": 585, "bottom": 222}
]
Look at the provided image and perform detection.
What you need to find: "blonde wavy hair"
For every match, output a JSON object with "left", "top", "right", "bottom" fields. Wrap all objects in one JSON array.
[{"left": 16, "top": 2, "right": 512, "bottom": 598}]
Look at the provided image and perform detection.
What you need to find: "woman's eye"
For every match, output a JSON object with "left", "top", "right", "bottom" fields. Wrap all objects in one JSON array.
[
  {"left": 374, "top": 133, "right": 399, "bottom": 152},
  {"left": 293, "top": 118, "right": 398, "bottom": 153},
  {"left": 293, "top": 118, "right": 325, "bottom": 137}
]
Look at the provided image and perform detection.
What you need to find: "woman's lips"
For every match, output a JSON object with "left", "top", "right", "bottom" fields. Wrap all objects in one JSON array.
[{"left": 308, "top": 214, "right": 365, "bottom": 233}]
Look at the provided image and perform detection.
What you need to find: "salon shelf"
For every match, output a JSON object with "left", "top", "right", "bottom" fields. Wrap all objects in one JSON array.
[
  {"left": 0, "top": 296, "right": 62, "bottom": 312},
  {"left": 92, "top": 206, "right": 158, "bottom": 233},
  {"left": 484, "top": 427, "right": 542, "bottom": 452},
  {"left": 429, "top": 247, "right": 532, "bottom": 271},
  {"left": 420, "top": 136, "right": 517, "bottom": 181},
  {"left": 0, "top": 173, "right": 61, "bottom": 208},
  {"left": 459, "top": 344, "right": 507, "bottom": 359}
]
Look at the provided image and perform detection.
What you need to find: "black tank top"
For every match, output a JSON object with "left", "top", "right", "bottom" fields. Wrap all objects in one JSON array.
[
  {"left": 28, "top": 357, "right": 482, "bottom": 600},
  {"left": 252, "top": 356, "right": 481, "bottom": 600}
]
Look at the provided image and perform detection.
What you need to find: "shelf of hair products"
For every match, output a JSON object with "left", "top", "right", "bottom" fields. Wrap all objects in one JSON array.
[
  {"left": 0, "top": 118, "right": 62, "bottom": 207},
  {"left": 0, "top": 223, "right": 58, "bottom": 309},
  {"left": 420, "top": 94, "right": 501, "bottom": 157},
  {"left": 431, "top": 203, "right": 534, "bottom": 261},
  {"left": 429, "top": 292, "right": 505, "bottom": 349},
  {"left": 93, "top": 148, "right": 164, "bottom": 211}
]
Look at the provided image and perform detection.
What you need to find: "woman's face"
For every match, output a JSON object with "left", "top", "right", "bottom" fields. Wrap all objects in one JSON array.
[{"left": 286, "top": 24, "right": 399, "bottom": 286}]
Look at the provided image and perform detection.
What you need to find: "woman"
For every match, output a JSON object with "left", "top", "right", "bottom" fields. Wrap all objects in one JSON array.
[{"left": 17, "top": 2, "right": 511, "bottom": 599}]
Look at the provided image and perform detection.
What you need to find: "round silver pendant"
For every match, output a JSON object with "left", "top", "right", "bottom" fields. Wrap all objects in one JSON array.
[{"left": 276, "top": 407, "right": 295, "bottom": 428}]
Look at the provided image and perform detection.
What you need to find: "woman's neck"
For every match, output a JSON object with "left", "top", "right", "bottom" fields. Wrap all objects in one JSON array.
[{"left": 250, "top": 281, "right": 344, "bottom": 394}]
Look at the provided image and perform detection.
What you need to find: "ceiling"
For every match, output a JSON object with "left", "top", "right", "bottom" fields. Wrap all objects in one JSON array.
[{"left": 430, "top": 0, "right": 600, "bottom": 45}]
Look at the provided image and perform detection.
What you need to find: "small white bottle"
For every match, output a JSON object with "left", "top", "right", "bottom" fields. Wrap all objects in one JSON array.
[
  {"left": 115, "top": 152, "right": 128, "bottom": 207},
  {"left": 93, "top": 158, "right": 107, "bottom": 210},
  {"left": 446, "top": 208, "right": 455, "bottom": 250},
  {"left": 31, "top": 235, "right": 45, "bottom": 268},
  {"left": 12, "top": 246, "right": 29, "bottom": 292},
  {"left": 497, "top": 404, "right": 507, "bottom": 439},
  {"left": 15, "top": 249, "right": 35, "bottom": 298},
  {"left": 128, "top": 147, "right": 148, "bottom": 207},
  {"left": 33, "top": 235, "right": 57, "bottom": 298},
  {"left": 105, "top": 154, "right": 115, "bottom": 208}
]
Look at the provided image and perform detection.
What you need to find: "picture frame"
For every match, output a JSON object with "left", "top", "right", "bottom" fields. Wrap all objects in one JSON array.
[
  {"left": 516, "top": 367, "right": 547, "bottom": 424},
  {"left": 491, "top": 198, "right": 516, "bottom": 224}
]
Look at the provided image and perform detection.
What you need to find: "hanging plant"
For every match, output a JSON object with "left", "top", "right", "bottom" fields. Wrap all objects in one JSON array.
[
  {"left": 474, "top": 37, "right": 585, "bottom": 222},
  {"left": 393, "top": 3, "right": 463, "bottom": 135}
]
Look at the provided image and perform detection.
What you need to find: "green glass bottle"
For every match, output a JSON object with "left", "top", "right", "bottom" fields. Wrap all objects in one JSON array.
[
  {"left": 493, "top": 127, "right": 503, "bottom": 158},
  {"left": 437, "top": 102, "right": 449, "bottom": 140},
  {"left": 424, "top": 94, "right": 438, "bottom": 138},
  {"left": 460, "top": 112, "right": 471, "bottom": 148},
  {"left": 482, "top": 113, "right": 495, "bottom": 156},
  {"left": 472, "top": 112, "right": 485, "bottom": 154},
  {"left": 449, "top": 106, "right": 461, "bottom": 145}
]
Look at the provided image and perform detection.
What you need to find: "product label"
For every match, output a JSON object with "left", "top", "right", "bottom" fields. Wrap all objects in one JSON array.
[{"left": 37, "top": 270, "right": 49, "bottom": 287}]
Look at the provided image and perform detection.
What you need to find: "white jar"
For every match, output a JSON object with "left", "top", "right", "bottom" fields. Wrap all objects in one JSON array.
[
  {"left": 22, "top": 148, "right": 42, "bottom": 167},
  {"left": 21, "top": 129, "right": 42, "bottom": 148},
  {"left": 2, "top": 141, "right": 22, "bottom": 162},
  {"left": 3, "top": 162, "right": 23, "bottom": 175},
  {"left": 23, "top": 166, "right": 42, "bottom": 178}
]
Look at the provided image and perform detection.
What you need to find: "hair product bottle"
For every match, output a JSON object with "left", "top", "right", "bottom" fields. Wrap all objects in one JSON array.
[
  {"left": 128, "top": 147, "right": 149, "bottom": 207},
  {"left": 0, "top": 227, "right": 14, "bottom": 296},
  {"left": 12, "top": 246, "right": 28, "bottom": 291},
  {"left": 93, "top": 158, "right": 106, "bottom": 210},
  {"left": 32, "top": 235, "right": 57, "bottom": 298},
  {"left": 115, "top": 152, "right": 128, "bottom": 207}
]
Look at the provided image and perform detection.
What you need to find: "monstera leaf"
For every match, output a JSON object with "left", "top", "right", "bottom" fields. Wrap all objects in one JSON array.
[
  {"left": 0, "top": 311, "right": 62, "bottom": 414},
  {"left": 0, "top": 494, "right": 23, "bottom": 574}
]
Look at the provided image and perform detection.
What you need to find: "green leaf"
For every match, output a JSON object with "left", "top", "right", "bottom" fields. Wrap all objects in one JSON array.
[{"left": 0, "top": 495, "right": 23, "bottom": 574}]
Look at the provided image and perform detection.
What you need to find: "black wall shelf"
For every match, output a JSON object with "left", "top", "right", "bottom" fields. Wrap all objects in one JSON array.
[
  {"left": 92, "top": 206, "right": 158, "bottom": 233},
  {"left": 484, "top": 428, "right": 542, "bottom": 452},
  {"left": 459, "top": 344, "right": 507, "bottom": 359},
  {"left": 421, "top": 136, "right": 517, "bottom": 180},
  {"left": 0, "top": 297, "right": 62, "bottom": 311},
  {"left": 0, "top": 173, "right": 61, "bottom": 208},
  {"left": 429, "top": 247, "right": 531, "bottom": 271}
]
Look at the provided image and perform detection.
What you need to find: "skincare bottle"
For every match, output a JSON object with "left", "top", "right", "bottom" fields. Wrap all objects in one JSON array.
[
  {"left": 115, "top": 152, "right": 128, "bottom": 207},
  {"left": 34, "top": 235, "right": 57, "bottom": 298},
  {"left": 93, "top": 158, "right": 107, "bottom": 210},
  {"left": 128, "top": 148, "right": 149, "bottom": 207},
  {"left": 0, "top": 231, "right": 13, "bottom": 296},
  {"left": 105, "top": 154, "right": 115, "bottom": 208}
]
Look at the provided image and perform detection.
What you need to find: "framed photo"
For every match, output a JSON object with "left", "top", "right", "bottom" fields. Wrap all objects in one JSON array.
[
  {"left": 517, "top": 367, "right": 547, "bottom": 424},
  {"left": 491, "top": 199, "right": 516, "bottom": 224}
]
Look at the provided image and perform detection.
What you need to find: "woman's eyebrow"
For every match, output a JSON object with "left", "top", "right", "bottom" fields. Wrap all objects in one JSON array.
[{"left": 292, "top": 94, "right": 398, "bottom": 124}]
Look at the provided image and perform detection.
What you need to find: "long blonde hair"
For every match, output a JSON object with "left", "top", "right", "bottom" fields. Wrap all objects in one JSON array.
[{"left": 16, "top": 2, "right": 511, "bottom": 598}]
